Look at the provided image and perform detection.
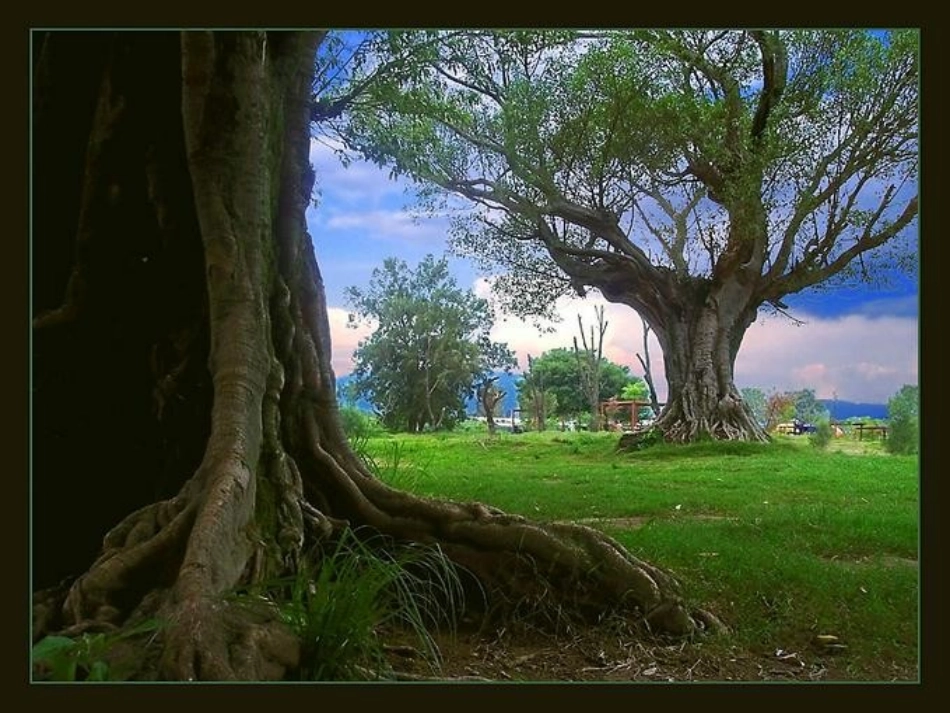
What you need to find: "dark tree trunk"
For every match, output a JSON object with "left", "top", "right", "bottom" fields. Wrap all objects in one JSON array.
[
  {"left": 596, "top": 256, "right": 768, "bottom": 445},
  {"left": 32, "top": 31, "right": 715, "bottom": 681}
]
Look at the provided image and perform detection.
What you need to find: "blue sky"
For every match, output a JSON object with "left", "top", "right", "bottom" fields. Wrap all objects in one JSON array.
[{"left": 307, "top": 140, "right": 919, "bottom": 406}]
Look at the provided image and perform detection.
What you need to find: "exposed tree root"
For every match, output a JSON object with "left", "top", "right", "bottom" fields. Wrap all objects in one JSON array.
[
  {"left": 157, "top": 593, "right": 300, "bottom": 681},
  {"left": 653, "top": 388, "right": 770, "bottom": 444}
]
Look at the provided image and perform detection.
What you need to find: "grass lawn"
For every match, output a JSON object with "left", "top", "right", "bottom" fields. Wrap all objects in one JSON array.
[{"left": 359, "top": 429, "right": 919, "bottom": 681}]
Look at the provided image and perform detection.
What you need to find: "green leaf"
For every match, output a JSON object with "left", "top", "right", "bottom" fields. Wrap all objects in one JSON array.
[
  {"left": 32, "top": 635, "right": 76, "bottom": 661},
  {"left": 87, "top": 660, "right": 111, "bottom": 681}
]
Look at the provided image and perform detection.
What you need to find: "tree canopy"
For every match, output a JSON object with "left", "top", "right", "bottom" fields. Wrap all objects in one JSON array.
[
  {"left": 517, "top": 347, "right": 638, "bottom": 421},
  {"left": 346, "top": 254, "right": 514, "bottom": 431},
  {"left": 332, "top": 29, "right": 918, "bottom": 443}
]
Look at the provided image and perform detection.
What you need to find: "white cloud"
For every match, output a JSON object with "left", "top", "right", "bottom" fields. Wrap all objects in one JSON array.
[
  {"left": 310, "top": 138, "right": 405, "bottom": 206},
  {"left": 327, "top": 294, "right": 917, "bottom": 404},
  {"left": 731, "top": 313, "right": 917, "bottom": 403},
  {"left": 325, "top": 306, "right": 373, "bottom": 376},
  {"left": 324, "top": 209, "right": 450, "bottom": 243}
]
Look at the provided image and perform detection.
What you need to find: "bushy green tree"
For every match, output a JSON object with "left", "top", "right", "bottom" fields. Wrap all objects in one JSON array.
[
  {"left": 346, "top": 255, "right": 513, "bottom": 432},
  {"left": 620, "top": 381, "right": 649, "bottom": 401},
  {"left": 886, "top": 384, "right": 919, "bottom": 455},
  {"left": 517, "top": 348, "right": 635, "bottom": 421}
]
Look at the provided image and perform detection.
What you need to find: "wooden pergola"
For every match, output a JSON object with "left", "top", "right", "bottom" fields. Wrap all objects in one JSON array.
[{"left": 600, "top": 399, "right": 656, "bottom": 431}]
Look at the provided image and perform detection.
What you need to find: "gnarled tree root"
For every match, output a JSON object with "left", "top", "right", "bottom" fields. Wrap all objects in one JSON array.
[{"left": 34, "top": 460, "right": 721, "bottom": 681}]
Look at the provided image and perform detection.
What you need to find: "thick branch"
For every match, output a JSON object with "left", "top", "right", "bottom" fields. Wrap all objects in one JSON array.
[{"left": 748, "top": 30, "right": 788, "bottom": 143}]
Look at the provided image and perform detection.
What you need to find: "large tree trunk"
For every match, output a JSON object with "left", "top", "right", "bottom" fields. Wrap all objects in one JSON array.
[
  {"left": 32, "top": 31, "right": 714, "bottom": 681},
  {"left": 651, "top": 285, "right": 768, "bottom": 444}
]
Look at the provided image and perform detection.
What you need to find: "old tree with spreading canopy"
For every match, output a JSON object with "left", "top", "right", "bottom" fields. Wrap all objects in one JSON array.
[
  {"left": 32, "top": 30, "right": 721, "bottom": 682},
  {"left": 339, "top": 29, "right": 918, "bottom": 443}
]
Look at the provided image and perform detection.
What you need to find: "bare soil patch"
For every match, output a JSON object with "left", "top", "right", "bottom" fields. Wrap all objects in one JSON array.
[{"left": 382, "top": 620, "right": 915, "bottom": 682}]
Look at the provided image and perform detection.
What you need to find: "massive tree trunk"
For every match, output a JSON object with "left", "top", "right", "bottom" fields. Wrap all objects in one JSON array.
[
  {"left": 654, "top": 301, "right": 767, "bottom": 443},
  {"left": 595, "top": 247, "right": 769, "bottom": 446},
  {"left": 32, "top": 30, "right": 714, "bottom": 681}
]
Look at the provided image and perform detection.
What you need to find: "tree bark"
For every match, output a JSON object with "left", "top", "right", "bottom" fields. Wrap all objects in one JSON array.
[
  {"left": 32, "top": 31, "right": 714, "bottom": 681},
  {"left": 651, "top": 291, "right": 767, "bottom": 443}
]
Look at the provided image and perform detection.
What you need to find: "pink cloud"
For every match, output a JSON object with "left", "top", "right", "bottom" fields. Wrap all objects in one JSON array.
[{"left": 326, "top": 293, "right": 917, "bottom": 405}]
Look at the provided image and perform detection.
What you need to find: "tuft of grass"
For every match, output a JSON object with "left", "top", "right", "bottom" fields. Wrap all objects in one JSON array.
[
  {"left": 366, "top": 439, "right": 431, "bottom": 492},
  {"left": 234, "top": 528, "right": 465, "bottom": 681}
]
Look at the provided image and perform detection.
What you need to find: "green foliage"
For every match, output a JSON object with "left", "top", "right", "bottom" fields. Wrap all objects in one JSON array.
[
  {"left": 233, "top": 529, "right": 465, "bottom": 681},
  {"left": 339, "top": 404, "right": 387, "bottom": 473},
  {"left": 620, "top": 380, "right": 649, "bottom": 402},
  {"left": 346, "top": 254, "right": 514, "bottom": 433},
  {"left": 340, "top": 405, "right": 386, "bottom": 441},
  {"left": 886, "top": 384, "right": 919, "bottom": 455},
  {"left": 809, "top": 418, "right": 833, "bottom": 450},
  {"left": 342, "top": 30, "right": 917, "bottom": 322},
  {"left": 517, "top": 348, "right": 636, "bottom": 419},
  {"left": 32, "top": 619, "right": 163, "bottom": 681}
]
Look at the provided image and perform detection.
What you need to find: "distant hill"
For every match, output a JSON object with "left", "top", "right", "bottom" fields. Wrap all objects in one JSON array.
[
  {"left": 337, "top": 371, "right": 523, "bottom": 416},
  {"left": 338, "top": 373, "right": 888, "bottom": 422},
  {"left": 819, "top": 400, "right": 888, "bottom": 421}
]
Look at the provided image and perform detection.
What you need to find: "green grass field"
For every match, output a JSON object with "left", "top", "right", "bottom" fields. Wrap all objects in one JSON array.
[{"left": 360, "top": 429, "right": 919, "bottom": 681}]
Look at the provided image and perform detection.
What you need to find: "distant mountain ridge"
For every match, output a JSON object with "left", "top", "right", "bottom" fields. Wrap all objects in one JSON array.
[
  {"left": 818, "top": 399, "right": 887, "bottom": 421},
  {"left": 337, "top": 373, "right": 888, "bottom": 421}
]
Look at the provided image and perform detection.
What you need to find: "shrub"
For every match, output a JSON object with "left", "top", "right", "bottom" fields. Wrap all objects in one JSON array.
[
  {"left": 809, "top": 418, "right": 833, "bottom": 450},
  {"left": 886, "top": 385, "right": 919, "bottom": 455},
  {"left": 340, "top": 405, "right": 385, "bottom": 441},
  {"left": 230, "top": 528, "right": 465, "bottom": 681},
  {"left": 340, "top": 405, "right": 386, "bottom": 470}
]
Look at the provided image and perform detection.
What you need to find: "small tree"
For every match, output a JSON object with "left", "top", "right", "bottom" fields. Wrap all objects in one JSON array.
[
  {"left": 518, "top": 355, "right": 558, "bottom": 431},
  {"left": 765, "top": 390, "right": 797, "bottom": 431},
  {"left": 886, "top": 384, "right": 919, "bottom": 455},
  {"left": 346, "top": 255, "right": 512, "bottom": 432},
  {"left": 474, "top": 338, "right": 518, "bottom": 435},
  {"left": 619, "top": 379, "right": 654, "bottom": 423},
  {"left": 476, "top": 376, "right": 505, "bottom": 434}
]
